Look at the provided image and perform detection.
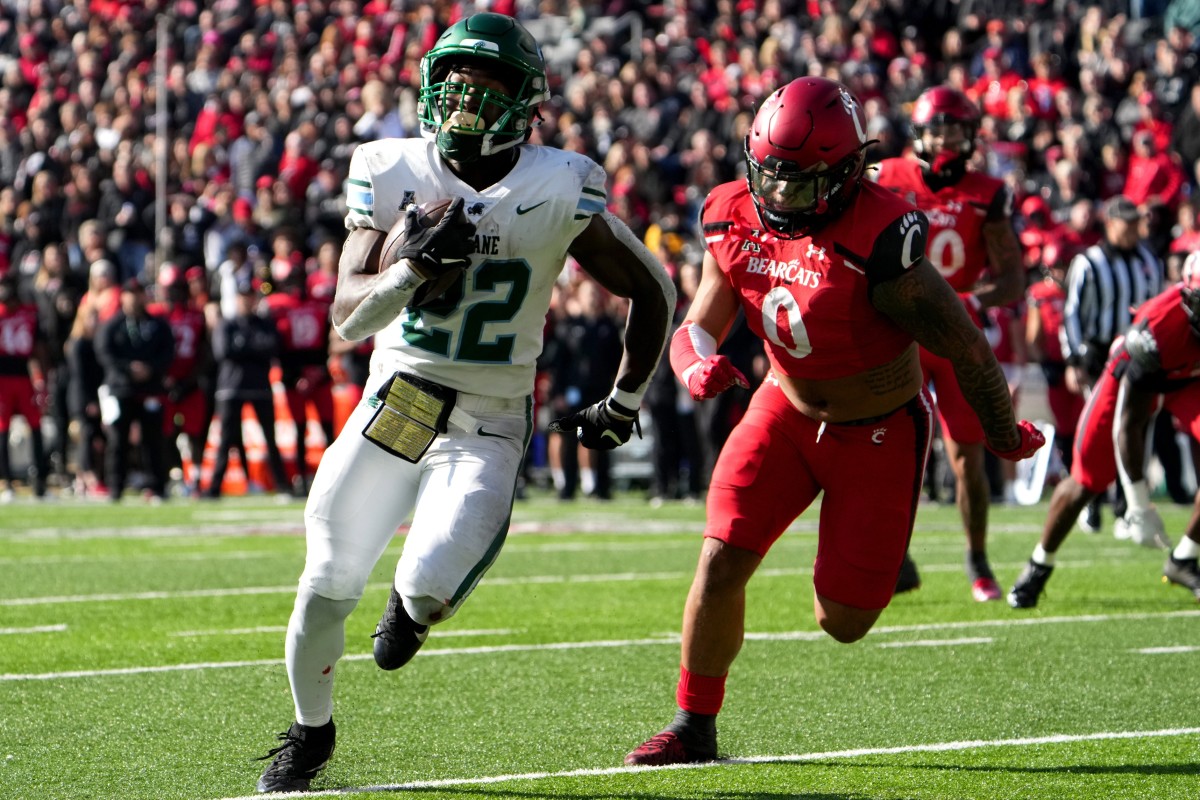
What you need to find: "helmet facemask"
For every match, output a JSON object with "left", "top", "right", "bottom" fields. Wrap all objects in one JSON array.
[
  {"left": 417, "top": 14, "right": 550, "bottom": 165},
  {"left": 746, "top": 136, "right": 867, "bottom": 238}
]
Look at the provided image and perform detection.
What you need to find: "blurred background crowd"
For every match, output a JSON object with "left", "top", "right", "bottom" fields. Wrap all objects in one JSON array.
[{"left": 1, "top": 0, "right": 1199, "bottom": 503}]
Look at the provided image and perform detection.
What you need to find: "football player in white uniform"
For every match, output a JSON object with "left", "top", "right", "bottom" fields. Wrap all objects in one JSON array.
[{"left": 256, "top": 13, "right": 675, "bottom": 793}]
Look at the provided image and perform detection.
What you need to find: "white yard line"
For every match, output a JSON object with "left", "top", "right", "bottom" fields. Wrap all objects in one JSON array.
[
  {"left": 168, "top": 626, "right": 516, "bottom": 638},
  {"left": 4, "top": 609, "right": 1198, "bottom": 682},
  {"left": 0, "top": 624, "right": 66, "bottom": 635},
  {"left": 1135, "top": 645, "right": 1200, "bottom": 654},
  {"left": 211, "top": 726, "right": 1200, "bottom": 800},
  {"left": 876, "top": 637, "right": 993, "bottom": 648}
]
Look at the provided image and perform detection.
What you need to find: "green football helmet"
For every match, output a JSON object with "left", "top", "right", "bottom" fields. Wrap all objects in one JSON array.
[{"left": 418, "top": 13, "right": 550, "bottom": 163}]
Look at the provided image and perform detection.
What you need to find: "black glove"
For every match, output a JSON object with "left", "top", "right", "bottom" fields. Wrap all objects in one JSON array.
[
  {"left": 397, "top": 197, "right": 477, "bottom": 278},
  {"left": 549, "top": 398, "right": 641, "bottom": 450}
]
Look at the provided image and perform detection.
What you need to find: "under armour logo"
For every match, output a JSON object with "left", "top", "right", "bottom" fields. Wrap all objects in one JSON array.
[
  {"left": 871, "top": 427, "right": 887, "bottom": 444},
  {"left": 806, "top": 244, "right": 827, "bottom": 261}
]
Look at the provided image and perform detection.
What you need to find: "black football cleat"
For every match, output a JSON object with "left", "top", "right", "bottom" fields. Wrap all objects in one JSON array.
[
  {"left": 894, "top": 553, "right": 921, "bottom": 594},
  {"left": 1163, "top": 556, "right": 1200, "bottom": 601},
  {"left": 372, "top": 586, "right": 429, "bottom": 670},
  {"left": 1007, "top": 560, "right": 1054, "bottom": 609},
  {"left": 256, "top": 720, "right": 335, "bottom": 793}
]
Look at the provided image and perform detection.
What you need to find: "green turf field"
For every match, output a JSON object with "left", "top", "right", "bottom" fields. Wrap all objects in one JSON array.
[{"left": 1, "top": 491, "right": 1197, "bottom": 799}]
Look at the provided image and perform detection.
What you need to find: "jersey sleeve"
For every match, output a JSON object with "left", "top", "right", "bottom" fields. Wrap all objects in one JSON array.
[
  {"left": 569, "top": 158, "right": 608, "bottom": 238},
  {"left": 985, "top": 182, "right": 1013, "bottom": 222},
  {"left": 865, "top": 208, "right": 929, "bottom": 290},
  {"left": 344, "top": 144, "right": 382, "bottom": 233}
]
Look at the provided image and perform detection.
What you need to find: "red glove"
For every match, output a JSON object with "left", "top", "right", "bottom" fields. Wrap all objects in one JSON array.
[
  {"left": 684, "top": 355, "right": 749, "bottom": 400},
  {"left": 987, "top": 420, "right": 1046, "bottom": 461},
  {"left": 670, "top": 322, "right": 750, "bottom": 400},
  {"left": 958, "top": 292, "right": 984, "bottom": 329}
]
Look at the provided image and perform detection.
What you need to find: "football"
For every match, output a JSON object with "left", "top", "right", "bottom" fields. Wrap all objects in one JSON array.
[{"left": 378, "top": 198, "right": 455, "bottom": 273}]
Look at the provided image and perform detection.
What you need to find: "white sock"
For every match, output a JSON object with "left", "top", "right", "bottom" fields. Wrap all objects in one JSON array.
[
  {"left": 1032, "top": 544, "right": 1056, "bottom": 566},
  {"left": 580, "top": 469, "right": 595, "bottom": 496},
  {"left": 285, "top": 586, "right": 358, "bottom": 727},
  {"left": 1173, "top": 537, "right": 1200, "bottom": 561},
  {"left": 551, "top": 468, "right": 565, "bottom": 491}
]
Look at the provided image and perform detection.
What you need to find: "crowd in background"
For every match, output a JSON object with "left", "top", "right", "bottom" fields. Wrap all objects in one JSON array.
[{"left": 1, "top": 0, "right": 1199, "bottom": 502}]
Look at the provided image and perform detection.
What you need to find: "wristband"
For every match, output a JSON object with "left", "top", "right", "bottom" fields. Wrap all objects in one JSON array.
[{"left": 608, "top": 387, "right": 643, "bottom": 415}]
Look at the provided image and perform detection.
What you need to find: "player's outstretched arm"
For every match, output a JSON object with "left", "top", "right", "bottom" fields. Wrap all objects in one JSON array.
[{"left": 873, "top": 256, "right": 1033, "bottom": 456}]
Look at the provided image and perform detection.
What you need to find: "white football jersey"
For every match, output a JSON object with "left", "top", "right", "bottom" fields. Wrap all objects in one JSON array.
[{"left": 344, "top": 138, "right": 607, "bottom": 398}]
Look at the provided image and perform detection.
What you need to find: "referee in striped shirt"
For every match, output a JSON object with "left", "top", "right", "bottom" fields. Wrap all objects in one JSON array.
[
  {"left": 1060, "top": 194, "right": 1164, "bottom": 532},
  {"left": 1061, "top": 194, "right": 1165, "bottom": 395}
]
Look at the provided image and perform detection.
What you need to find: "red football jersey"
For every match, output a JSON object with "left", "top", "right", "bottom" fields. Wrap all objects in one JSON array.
[
  {"left": 701, "top": 179, "right": 926, "bottom": 381},
  {"left": 1115, "top": 286, "right": 1200, "bottom": 385},
  {"left": 267, "top": 293, "right": 330, "bottom": 354},
  {"left": 146, "top": 302, "right": 207, "bottom": 379},
  {"left": 0, "top": 304, "right": 40, "bottom": 376},
  {"left": 874, "top": 157, "right": 1007, "bottom": 292}
]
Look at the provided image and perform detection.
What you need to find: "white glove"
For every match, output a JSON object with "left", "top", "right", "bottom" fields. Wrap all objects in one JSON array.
[{"left": 1120, "top": 507, "right": 1171, "bottom": 550}]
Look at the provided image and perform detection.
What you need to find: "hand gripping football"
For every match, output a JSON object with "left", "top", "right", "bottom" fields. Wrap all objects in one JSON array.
[{"left": 379, "top": 197, "right": 476, "bottom": 306}]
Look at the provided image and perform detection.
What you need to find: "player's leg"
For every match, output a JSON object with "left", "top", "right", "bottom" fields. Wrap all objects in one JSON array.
[
  {"left": 1009, "top": 374, "right": 1120, "bottom": 608},
  {"left": 382, "top": 397, "right": 532, "bottom": 668},
  {"left": 812, "top": 391, "right": 934, "bottom": 639},
  {"left": 1163, "top": 388, "right": 1200, "bottom": 598},
  {"left": 259, "top": 395, "right": 422, "bottom": 792},
  {"left": 627, "top": 382, "right": 818, "bottom": 766}
]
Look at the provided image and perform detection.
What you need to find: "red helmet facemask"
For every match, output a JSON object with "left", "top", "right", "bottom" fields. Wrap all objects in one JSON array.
[
  {"left": 744, "top": 77, "right": 873, "bottom": 238},
  {"left": 910, "top": 86, "right": 980, "bottom": 176}
]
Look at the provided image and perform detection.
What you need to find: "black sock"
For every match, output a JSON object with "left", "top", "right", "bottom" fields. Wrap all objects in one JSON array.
[
  {"left": 966, "top": 550, "right": 994, "bottom": 581},
  {"left": 668, "top": 708, "right": 717, "bottom": 747}
]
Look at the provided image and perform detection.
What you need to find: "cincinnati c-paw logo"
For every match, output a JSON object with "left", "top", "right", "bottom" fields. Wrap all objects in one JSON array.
[{"left": 871, "top": 427, "right": 887, "bottom": 444}]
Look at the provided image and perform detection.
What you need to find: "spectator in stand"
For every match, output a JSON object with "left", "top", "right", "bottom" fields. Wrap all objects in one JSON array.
[
  {"left": 94, "top": 279, "right": 175, "bottom": 503},
  {"left": 96, "top": 157, "right": 155, "bottom": 283},
  {"left": 0, "top": 274, "right": 48, "bottom": 500},
  {"left": 1019, "top": 194, "right": 1067, "bottom": 273},
  {"left": 1124, "top": 129, "right": 1188, "bottom": 212},
  {"left": 206, "top": 278, "right": 290, "bottom": 499},
  {"left": 1171, "top": 83, "right": 1200, "bottom": 185}
]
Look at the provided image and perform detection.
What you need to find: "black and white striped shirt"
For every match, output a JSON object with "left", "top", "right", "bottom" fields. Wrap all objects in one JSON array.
[{"left": 1060, "top": 241, "right": 1164, "bottom": 377}]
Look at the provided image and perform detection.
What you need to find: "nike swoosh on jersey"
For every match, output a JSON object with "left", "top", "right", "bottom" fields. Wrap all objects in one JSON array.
[
  {"left": 515, "top": 201, "right": 548, "bottom": 215},
  {"left": 601, "top": 430, "right": 623, "bottom": 445},
  {"left": 477, "top": 427, "right": 510, "bottom": 439}
]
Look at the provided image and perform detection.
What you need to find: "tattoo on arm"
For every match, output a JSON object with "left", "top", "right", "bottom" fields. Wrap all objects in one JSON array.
[{"left": 862, "top": 353, "right": 917, "bottom": 396}]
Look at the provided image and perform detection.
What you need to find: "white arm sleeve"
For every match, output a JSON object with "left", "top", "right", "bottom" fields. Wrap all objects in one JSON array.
[{"left": 334, "top": 259, "right": 425, "bottom": 342}]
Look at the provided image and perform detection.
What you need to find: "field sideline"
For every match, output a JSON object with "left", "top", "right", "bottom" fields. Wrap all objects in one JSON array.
[{"left": 2, "top": 492, "right": 1198, "bottom": 799}]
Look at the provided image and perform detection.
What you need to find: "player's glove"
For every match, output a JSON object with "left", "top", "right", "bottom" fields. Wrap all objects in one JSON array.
[
  {"left": 397, "top": 197, "right": 477, "bottom": 278},
  {"left": 683, "top": 355, "right": 750, "bottom": 400},
  {"left": 986, "top": 419, "right": 1046, "bottom": 461},
  {"left": 548, "top": 397, "right": 641, "bottom": 450},
  {"left": 1118, "top": 507, "right": 1172, "bottom": 550}
]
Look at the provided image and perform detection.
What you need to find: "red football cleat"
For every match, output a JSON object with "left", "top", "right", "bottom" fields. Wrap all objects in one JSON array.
[
  {"left": 624, "top": 730, "right": 716, "bottom": 766},
  {"left": 971, "top": 576, "right": 1003, "bottom": 602}
]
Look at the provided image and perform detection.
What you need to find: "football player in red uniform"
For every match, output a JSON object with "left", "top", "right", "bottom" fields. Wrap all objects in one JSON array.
[
  {"left": 1009, "top": 254, "right": 1200, "bottom": 608},
  {"left": 265, "top": 266, "right": 335, "bottom": 496},
  {"left": 0, "top": 275, "right": 48, "bottom": 499},
  {"left": 873, "top": 86, "right": 1027, "bottom": 602},
  {"left": 147, "top": 265, "right": 212, "bottom": 495},
  {"left": 625, "top": 77, "right": 1042, "bottom": 767}
]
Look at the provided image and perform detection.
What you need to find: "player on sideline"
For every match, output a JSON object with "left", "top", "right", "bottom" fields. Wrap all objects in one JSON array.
[
  {"left": 873, "top": 86, "right": 1026, "bottom": 601},
  {"left": 624, "top": 77, "right": 1042, "bottom": 767},
  {"left": 255, "top": 13, "right": 675, "bottom": 793},
  {"left": 1008, "top": 254, "right": 1200, "bottom": 609}
]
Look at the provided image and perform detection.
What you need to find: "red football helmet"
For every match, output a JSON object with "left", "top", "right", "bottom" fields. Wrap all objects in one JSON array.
[
  {"left": 744, "top": 77, "right": 872, "bottom": 237},
  {"left": 1181, "top": 251, "right": 1200, "bottom": 334},
  {"left": 910, "top": 86, "right": 980, "bottom": 174}
]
